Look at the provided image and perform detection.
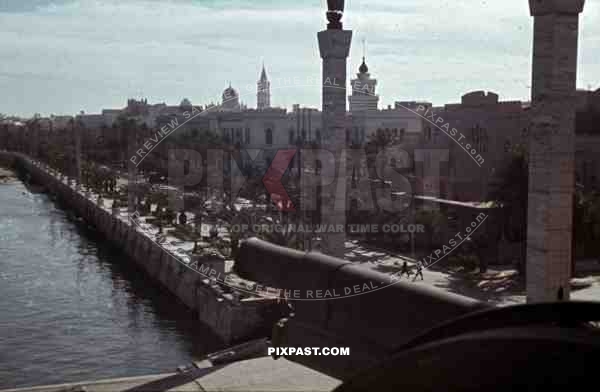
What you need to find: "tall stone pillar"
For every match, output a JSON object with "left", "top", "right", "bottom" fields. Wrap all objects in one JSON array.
[
  {"left": 316, "top": 1, "right": 351, "bottom": 258},
  {"left": 527, "top": 0, "right": 585, "bottom": 302}
]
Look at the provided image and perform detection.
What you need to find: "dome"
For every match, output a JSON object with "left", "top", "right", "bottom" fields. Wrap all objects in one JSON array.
[
  {"left": 223, "top": 84, "right": 238, "bottom": 100},
  {"left": 359, "top": 57, "right": 369, "bottom": 74},
  {"left": 221, "top": 82, "right": 241, "bottom": 110},
  {"left": 180, "top": 98, "right": 192, "bottom": 107}
]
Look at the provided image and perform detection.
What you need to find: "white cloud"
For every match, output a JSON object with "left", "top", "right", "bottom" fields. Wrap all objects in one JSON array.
[{"left": 0, "top": 0, "right": 598, "bottom": 117}]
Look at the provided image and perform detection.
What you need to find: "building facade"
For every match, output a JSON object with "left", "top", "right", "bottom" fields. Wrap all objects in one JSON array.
[
  {"left": 29, "top": 66, "right": 600, "bottom": 209},
  {"left": 431, "top": 91, "right": 530, "bottom": 201}
]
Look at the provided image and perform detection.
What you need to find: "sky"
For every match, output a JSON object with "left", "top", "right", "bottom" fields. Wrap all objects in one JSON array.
[{"left": 0, "top": 0, "right": 599, "bottom": 117}]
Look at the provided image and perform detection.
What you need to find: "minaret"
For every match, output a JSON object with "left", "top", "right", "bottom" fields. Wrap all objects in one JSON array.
[
  {"left": 257, "top": 63, "right": 271, "bottom": 110},
  {"left": 349, "top": 56, "right": 379, "bottom": 113},
  {"left": 315, "top": 0, "right": 352, "bottom": 258},
  {"left": 526, "top": 0, "right": 585, "bottom": 302}
]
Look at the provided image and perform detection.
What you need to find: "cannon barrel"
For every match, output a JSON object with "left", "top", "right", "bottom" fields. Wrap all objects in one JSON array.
[{"left": 236, "top": 238, "right": 491, "bottom": 380}]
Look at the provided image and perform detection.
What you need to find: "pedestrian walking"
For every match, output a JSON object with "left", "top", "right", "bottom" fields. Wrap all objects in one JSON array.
[
  {"left": 413, "top": 261, "right": 424, "bottom": 281},
  {"left": 399, "top": 261, "right": 411, "bottom": 278}
]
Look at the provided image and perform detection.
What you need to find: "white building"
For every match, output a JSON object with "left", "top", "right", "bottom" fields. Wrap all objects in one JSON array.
[
  {"left": 349, "top": 57, "right": 378, "bottom": 113},
  {"left": 65, "top": 60, "right": 430, "bottom": 175}
]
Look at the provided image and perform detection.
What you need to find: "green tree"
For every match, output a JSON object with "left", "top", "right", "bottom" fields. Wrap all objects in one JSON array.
[{"left": 415, "top": 209, "right": 446, "bottom": 250}]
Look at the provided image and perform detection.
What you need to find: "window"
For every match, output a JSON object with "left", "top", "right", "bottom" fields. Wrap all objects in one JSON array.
[
  {"left": 483, "top": 129, "right": 488, "bottom": 152},
  {"left": 245, "top": 128, "right": 250, "bottom": 144},
  {"left": 315, "top": 129, "right": 321, "bottom": 144},
  {"left": 472, "top": 125, "right": 487, "bottom": 152},
  {"left": 265, "top": 128, "right": 273, "bottom": 145},
  {"left": 236, "top": 128, "right": 242, "bottom": 142},
  {"left": 289, "top": 129, "right": 295, "bottom": 144},
  {"left": 223, "top": 128, "right": 231, "bottom": 143}
]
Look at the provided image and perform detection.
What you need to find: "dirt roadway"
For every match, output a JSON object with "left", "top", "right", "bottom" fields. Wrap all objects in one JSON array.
[{"left": 0, "top": 166, "right": 17, "bottom": 184}]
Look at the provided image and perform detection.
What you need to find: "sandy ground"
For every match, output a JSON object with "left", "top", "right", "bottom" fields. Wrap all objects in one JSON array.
[{"left": 346, "top": 241, "right": 600, "bottom": 305}]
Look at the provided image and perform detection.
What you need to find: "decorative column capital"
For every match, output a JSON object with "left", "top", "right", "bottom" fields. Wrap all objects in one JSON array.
[
  {"left": 326, "top": 0, "right": 345, "bottom": 29},
  {"left": 529, "top": 0, "right": 584, "bottom": 16},
  {"left": 318, "top": 29, "right": 352, "bottom": 59}
]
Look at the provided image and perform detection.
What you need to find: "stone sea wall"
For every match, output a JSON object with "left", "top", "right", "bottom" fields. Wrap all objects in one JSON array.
[{"left": 0, "top": 152, "right": 277, "bottom": 343}]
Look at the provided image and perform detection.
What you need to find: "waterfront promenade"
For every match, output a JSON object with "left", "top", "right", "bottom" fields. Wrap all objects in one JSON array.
[
  {"left": 4, "top": 152, "right": 599, "bottom": 391},
  {"left": 0, "top": 357, "right": 340, "bottom": 392},
  {"left": 0, "top": 152, "right": 277, "bottom": 343}
]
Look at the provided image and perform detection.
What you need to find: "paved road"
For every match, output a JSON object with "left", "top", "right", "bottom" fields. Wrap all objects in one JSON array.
[
  {"left": 345, "top": 240, "right": 527, "bottom": 306},
  {"left": 1, "top": 358, "right": 340, "bottom": 392}
]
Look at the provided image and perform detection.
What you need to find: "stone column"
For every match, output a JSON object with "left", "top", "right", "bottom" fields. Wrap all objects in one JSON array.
[
  {"left": 526, "top": 0, "right": 585, "bottom": 302},
  {"left": 316, "top": 6, "right": 352, "bottom": 258}
]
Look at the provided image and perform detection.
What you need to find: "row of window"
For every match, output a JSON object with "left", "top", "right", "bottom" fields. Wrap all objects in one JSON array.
[
  {"left": 222, "top": 127, "right": 410, "bottom": 146},
  {"left": 288, "top": 129, "right": 317, "bottom": 144},
  {"left": 222, "top": 127, "right": 252, "bottom": 145},
  {"left": 224, "top": 127, "right": 358, "bottom": 145},
  {"left": 374, "top": 128, "right": 406, "bottom": 142},
  {"left": 424, "top": 125, "right": 489, "bottom": 153},
  {"left": 424, "top": 127, "right": 436, "bottom": 143}
]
